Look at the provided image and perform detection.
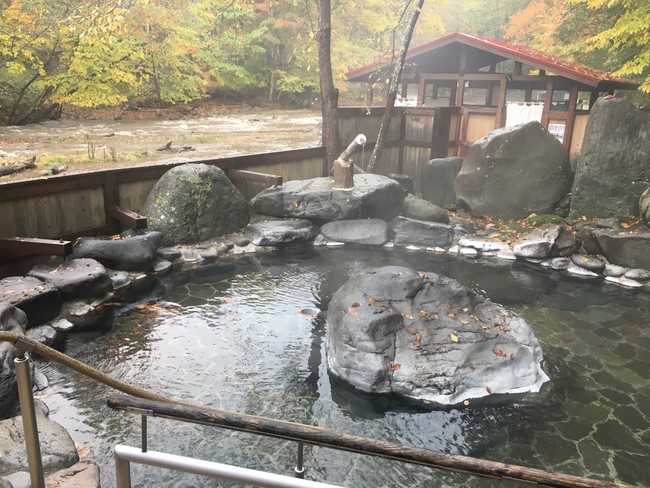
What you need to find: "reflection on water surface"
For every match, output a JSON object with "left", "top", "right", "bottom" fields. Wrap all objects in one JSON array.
[{"left": 40, "top": 248, "right": 650, "bottom": 487}]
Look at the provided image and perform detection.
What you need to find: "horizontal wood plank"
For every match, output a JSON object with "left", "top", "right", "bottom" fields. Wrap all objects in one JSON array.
[
  {"left": 0, "top": 237, "right": 72, "bottom": 258},
  {"left": 109, "top": 206, "right": 148, "bottom": 230}
]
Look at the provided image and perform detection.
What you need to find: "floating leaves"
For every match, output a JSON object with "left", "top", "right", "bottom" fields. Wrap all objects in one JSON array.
[
  {"left": 406, "top": 327, "right": 417, "bottom": 334},
  {"left": 420, "top": 310, "right": 431, "bottom": 318},
  {"left": 486, "top": 386, "right": 493, "bottom": 394},
  {"left": 389, "top": 363, "right": 401, "bottom": 371},
  {"left": 414, "top": 333, "right": 421, "bottom": 348},
  {"left": 450, "top": 333, "right": 459, "bottom": 343},
  {"left": 347, "top": 307, "right": 359, "bottom": 316},
  {"left": 510, "top": 352, "right": 516, "bottom": 360},
  {"left": 403, "top": 313, "right": 414, "bottom": 319},
  {"left": 350, "top": 302, "right": 361, "bottom": 307},
  {"left": 368, "top": 297, "right": 377, "bottom": 303}
]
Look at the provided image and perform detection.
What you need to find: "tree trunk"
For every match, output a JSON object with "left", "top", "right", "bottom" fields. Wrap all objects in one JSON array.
[
  {"left": 316, "top": 0, "right": 340, "bottom": 175},
  {"left": 367, "top": 0, "right": 425, "bottom": 173}
]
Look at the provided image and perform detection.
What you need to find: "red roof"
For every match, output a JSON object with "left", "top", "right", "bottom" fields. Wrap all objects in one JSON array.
[{"left": 346, "top": 32, "right": 638, "bottom": 89}]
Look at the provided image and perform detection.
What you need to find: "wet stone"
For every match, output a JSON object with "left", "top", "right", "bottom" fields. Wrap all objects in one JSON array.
[
  {"left": 26, "top": 325, "right": 58, "bottom": 347},
  {"left": 557, "top": 418, "right": 593, "bottom": 442},
  {"left": 624, "top": 268, "right": 650, "bottom": 281},
  {"left": 157, "top": 247, "right": 181, "bottom": 261},
  {"left": 198, "top": 250, "right": 219, "bottom": 262},
  {"left": 549, "top": 257, "right": 570, "bottom": 270},
  {"left": 626, "top": 359, "right": 650, "bottom": 379},
  {"left": 603, "top": 264, "right": 627, "bottom": 277},
  {"left": 612, "top": 343, "right": 638, "bottom": 360},
  {"left": 534, "top": 432, "right": 578, "bottom": 467},
  {"left": 592, "top": 419, "right": 645, "bottom": 452},
  {"left": 598, "top": 388, "right": 633, "bottom": 406},
  {"left": 564, "top": 401, "right": 610, "bottom": 424},
  {"left": 571, "top": 253, "right": 606, "bottom": 273},
  {"left": 577, "top": 439, "right": 612, "bottom": 475},
  {"left": 0, "top": 276, "right": 62, "bottom": 327},
  {"left": 150, "top": 257, "right": 172, "bottom": 275},
  {"left": 570, "top": 386, "right": 599, "bottom": 404},
  {"left": 613, "top": 452, "right": 650, "bottom": 487},
  {"left": 613, "top": 405, "right": 649, "bottom": 431}
]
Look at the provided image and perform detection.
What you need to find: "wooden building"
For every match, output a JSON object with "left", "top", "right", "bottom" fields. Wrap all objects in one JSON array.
[{"left": 345, "top": 32, "right": 639, "bottom": 158}]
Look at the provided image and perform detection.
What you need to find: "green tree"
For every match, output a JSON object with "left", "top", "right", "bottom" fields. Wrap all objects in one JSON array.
[{"left": 571, "top": 0, "right": 650, "bottom": 92}]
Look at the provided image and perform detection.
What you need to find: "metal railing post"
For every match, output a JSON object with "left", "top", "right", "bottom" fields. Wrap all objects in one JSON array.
[
  {"left": 115, "top": 452, "right": 132, "bottom": 488},
  {"left": 294, "top": 442, "right": 305, "bottom": 479},
  {"left": 14, "top": 351, "right": 45, "bottom": 488}
]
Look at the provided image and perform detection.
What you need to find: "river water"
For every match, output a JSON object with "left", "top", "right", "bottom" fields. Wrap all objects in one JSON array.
[
  {"left": 37, "top": 247, "right": 650, "bottom": 487},
  {"left": 0, "top": 109, "right": 322, "bottom": 180}
]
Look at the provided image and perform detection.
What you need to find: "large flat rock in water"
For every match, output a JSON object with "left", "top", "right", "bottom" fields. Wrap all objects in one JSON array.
[
  {"left": 327, "top": 266, "right": 549, "bottom": 406},
  {"left": 250, "top": 173, "right": 406, "bottom": 223}
]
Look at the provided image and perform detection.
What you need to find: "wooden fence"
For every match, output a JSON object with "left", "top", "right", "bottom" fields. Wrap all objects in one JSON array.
[{"left": 0, "top": 147, "right": 324, "bottom": 244}]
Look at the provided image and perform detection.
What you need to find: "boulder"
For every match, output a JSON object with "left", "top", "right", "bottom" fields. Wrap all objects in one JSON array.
[
  {"left": 326, "top": 266, "right": 549, "bottom": 406},
  {"left": 320, "top": 219, "right": 390, "bottom": 246},
  {"left": 69, "top": 232, "right": 161, "bottom": 271},
  {"left": 250, "top": 173, "right": 406, "bottom": 224},
  {"left": 400, "top": 194, "right": 449, "bottom": 224},
  {"left": 0, "top": 305, "right": 27, "bottom": 418},
  {"left": 513, "top": 225, "right": 579, "bottom": 260},
  {"left": 571, "top": 98, "right": 650, "bottom": 219},
  {"left": 44, "top": 462, "right": 101, "bottom": 488},
  {"left": 593, "top": 229, "right": 650, "bottom": 270},
  {"left": 387, "top": 174, "right": 414, "bottom": 194},
  {"left": 0, "top": 416, "right": 78, "bottom": 476},
  {"left": 455, "top": 121, "right": 571, "bottom": 219},
  {"left": 143, "top": 163, "right": 249, "bottom": 246},
  {"left": 421, "top": 157, "right": 464, "bottom": 210},
  {"left": 244, "top": 219, "right": 318, "bottom": 246},
  {"left": 0, "top": 276, "right": 61, "bottom": 327},
  {"left": 641, "top": 188, "right": 650, "bottom": 226},
  {"left": 27, "top": 258, "right": 111, "bottom": 299},
  {"left": 390, "top": 217, "right": 453, "bottom": 248}
]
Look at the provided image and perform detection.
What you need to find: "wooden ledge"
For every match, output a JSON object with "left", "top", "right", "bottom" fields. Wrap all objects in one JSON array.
[
  {"left": 0, "top": 237, "right": 73, "bottom": 259},
  {"left": 109, "top": 206, "right": 148, "bottom": 230}
]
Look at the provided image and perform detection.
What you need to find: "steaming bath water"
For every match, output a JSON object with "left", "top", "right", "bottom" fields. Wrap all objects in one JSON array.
[{"left": 38, "top": 248, "right": 649, "bottom": 487}]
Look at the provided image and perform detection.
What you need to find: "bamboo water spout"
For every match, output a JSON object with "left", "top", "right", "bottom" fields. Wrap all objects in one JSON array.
[{"left": 332, "top": 134, "right": 366, "bottom": 188}]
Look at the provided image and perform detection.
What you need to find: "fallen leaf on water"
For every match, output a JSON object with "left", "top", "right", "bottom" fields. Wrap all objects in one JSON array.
[
  {"left": 347, "top": 307, "right": 359, "bottom": 316},
  {"left": 420, "top": 310, "right": 431, "bottom": 318},
  {"left": 403, "top": 313, "right": 414, "bottom": 319},
  {"left": 492, "top": 348, "right": 506, "bottom": 357},
  {"left": 369, "top": 297, "right": 377, "bottom": 303},
  {"left": 450, "top": 333, "right": 459, "bottom": 343},
  {"left": 462, "top": 307, "right": 469, "bottom": 312},
  {"left": 414, "top": 333, "right": 421, "bottom": 347},
  {"left": 378, "top": 303, "right": 389, "bottom": 309},
  {"left": 439, "top": 346, "right": 447, "bottom": 353},
  {"left": 463, "top": 400, "right": 470, "bottom": 406},
  {"left": 510, "top": 352, "right": 515, "bottom": 360},
  {"left": 422, "top": 399, "right": 431, "bottom": 405},
  {"left": 433, "top": 313, "right": 439, "bottom": 320},
  {"left": 406, "top": 327, "right": 417, "bottom": 334},
  {"left": 486, "top": 387, "right": 493, "bottom": 394},
  {"left": 389, "top": 363, "right": 401, "bottom": 371},
  {"left": 226, "top": 313, "right": 237, "bottom": 320},
  {"left": 582, "top": 257, "right": 590, "bottom": 263},
  {"left": 449, "top": 313, "right": 458, "bottom": 319},
  {"left": 350, "top": 302, "right": 361, "bottom": 307}
]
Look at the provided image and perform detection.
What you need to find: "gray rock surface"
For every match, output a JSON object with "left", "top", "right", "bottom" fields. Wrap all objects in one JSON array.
[
  {"left": 326, "top": 266, "right": 549, "bottom": 406},
  {"left": 387, "top": 173, "right": 414, "bottom": 194},
  {"left": 2, "top": 471, "right": 29, "bottom": 488},
  {"left": 421, "top": 157, "right": 464, "bottom": 210},
  {"left": 571, "top": 98, "right": 650, "bottom": 219},
  {"left": 27, "top": 258, "right": 110, "bottom": 299},
  {"left": 571, "top": 254, "right": 606, "bottom": 273},
  {"left": 0, "top": 276, "right": 61, "bottom": 327},
  {"left": 250, "top": 173, "right": 406, "bottom": 223},
  {"left": 641, "top": 188, "right": 650, "bottom": 226},
  {"left": 244, "top": 219, "right": 318, "bottom": 246},
  {"left": 513, "top": 225, "right": 579, "bottom": 260},
  {"left": 143, "top": 163, "right": 249, "bottom": 245},
  {"left": 320, "top": 219, "right": 390, "bottom": 246},
  {"left": 593, "top": 229, "right": 650, "bottom": 270},
  {"left": 455, "top": 121, "right": 571, "bottom": 219},
  {"left": 390, "top": 217, "right": 453, "bottom": 248},
  {"left": 0, "top": 305, "right": 27, "bottom": 417},
  {"left": 0, "top": 416, "right": 78, "bottom": 476},
  {"left": 400, "top": 194, "right": 449, "bottom": 224},
  {"left": 70, "top": 232, "right": 162, "bottom": 271}
]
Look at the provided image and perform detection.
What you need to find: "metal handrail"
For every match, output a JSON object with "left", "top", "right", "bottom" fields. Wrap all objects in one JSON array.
[{"left": 0, "top": 332, "right": 634, "bottom": 488}]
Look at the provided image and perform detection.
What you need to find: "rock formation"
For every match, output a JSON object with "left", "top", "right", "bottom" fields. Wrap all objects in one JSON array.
[
  {"left": 327, "top": 266, "right": 549, "bottom": 406},
  {"left": 455, "top": 121, "right": 572, "bottom": 219}
]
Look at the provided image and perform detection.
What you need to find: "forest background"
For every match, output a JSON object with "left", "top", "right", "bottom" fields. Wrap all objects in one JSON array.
[{"left": 0, "top": 0, "right": 648, "bottom": 126}]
